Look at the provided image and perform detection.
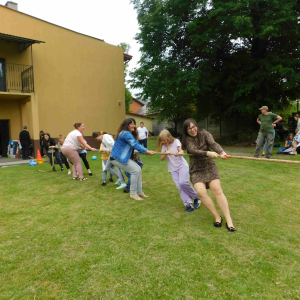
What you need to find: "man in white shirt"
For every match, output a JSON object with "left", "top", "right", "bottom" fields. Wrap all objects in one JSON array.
[{"left": 137, "top": 122, "right": 149, "bottom": 148}]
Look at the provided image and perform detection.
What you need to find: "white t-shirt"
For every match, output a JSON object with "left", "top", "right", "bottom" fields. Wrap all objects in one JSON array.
[
  {"left": 137, "top": 127, "right": 148, "bottom": 140},
  {"left": 63, "top": 129, "right": 83, "bottom": 150}
]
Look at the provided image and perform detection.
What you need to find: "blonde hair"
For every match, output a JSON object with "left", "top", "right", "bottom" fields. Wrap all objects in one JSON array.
[
  {"left": 155, "top": 129, "right": 177, "bottom": 151},
  {"left": 58, "top": 134, "right": 65, "bottom": 143}
]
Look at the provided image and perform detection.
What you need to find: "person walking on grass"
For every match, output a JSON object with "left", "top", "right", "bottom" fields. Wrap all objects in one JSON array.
[
  {"left": 137, "top": 122, "right": 149, "bottom": 148},
  {"left": 92, "top": 131, "right": 127, "bottom": 189},
  {"left": 43, "top": 133, "right": 64, "bottom": 172},
  {"left": 61, "top": 123, "right": 97, "bottom": 181},
  {"left": 156, "top": 129, "right": 201, "bottom": 213},
  {"left": 254, "top": 106, "right": 282, "bottom": 159},
  {"left": 110, "top": 118, "right": 155, "bottom": 201},
  {"left": 182, "top": 118, "right": 236, "bottom": 232}
]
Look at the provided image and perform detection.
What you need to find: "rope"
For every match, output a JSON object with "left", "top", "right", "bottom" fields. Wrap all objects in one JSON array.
[
  {"left": 152, "top": 151, "right": 300, "bottom": 165},
  {"left": 37, "top": 150, "right": 55, "bottom": 172},
  {"left": 227, "top": 155, "right": 300, "bottom": 165}
]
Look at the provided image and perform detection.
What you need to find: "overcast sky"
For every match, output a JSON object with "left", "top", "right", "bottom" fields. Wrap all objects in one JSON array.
[{"left": 2, "top": 0, "right": 141, "bottom": 96}]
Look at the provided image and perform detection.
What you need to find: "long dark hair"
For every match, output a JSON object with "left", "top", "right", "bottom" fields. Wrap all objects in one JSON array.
[
  {"left": 43, "top": 133, "right": 52, "bottom": 147},
  {"left": 115, "top": 118, "right": 138, "bottom": 140},
  {"left": 181, "top": 118, "right": 201, "bottom": 150}
]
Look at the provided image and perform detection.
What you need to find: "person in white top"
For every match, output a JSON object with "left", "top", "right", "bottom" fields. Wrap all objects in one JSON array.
[
  {"left": 137, "top": 122, "right": 149, "bottom": 148},
  {"left": 61, "top": 123, "right": 97, "bottom": 181},
  {"left": 92, "top": 130, "right": 126, "bottom": 189}
]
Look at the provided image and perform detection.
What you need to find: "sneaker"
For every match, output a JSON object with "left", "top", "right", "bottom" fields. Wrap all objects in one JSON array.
[
  {"left": 61, "top": 168, "right": 65, "bottom": 172},
  {"left": 89, "top": 172, "right": 93, "bottom": 176},
  {"left": 109, "top": 178, "right": 114, "bottom": 183},
  {"left": 194, "top": 198, "right": 201, "bottom": 209},
  {"left": 102, "top": 182, "right": 107, "bottom": 186},
  {"left": 184, "top": 205, "right": 195, "bottom": 213},
  {"left": 130, "top": 194, "right": 143, "bottom": 201},
  {"left": 115, "top": 180, "right": 121, "bottom": 185},
  {"left": 123, "top": 186, "right": 130, "bottom": 193},
  {"left": 68, "top": 170, "right": 72, "bottom": 175},
  {"left": 116, "top": 183, "right": 127, "bottom": 190}
]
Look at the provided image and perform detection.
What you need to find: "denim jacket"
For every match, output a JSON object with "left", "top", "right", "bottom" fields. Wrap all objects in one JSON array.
[{"left": 110, "top": 131, "right": 147, "bottom": 164}]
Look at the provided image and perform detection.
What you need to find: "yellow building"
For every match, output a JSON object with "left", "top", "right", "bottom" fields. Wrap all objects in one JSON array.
[{"left": 0, "top": 2, "right": 129, "bottom": 157}]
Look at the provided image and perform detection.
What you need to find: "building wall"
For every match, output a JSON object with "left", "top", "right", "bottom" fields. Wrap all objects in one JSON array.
[
  {"left": 129, "top": 100, "right": 143, "bottom": 113},
  {"left": 126, "top": 113, "right": 153, "bottom": 132},
  {"left": 0, "top": 6, "right": 126, "bottom": 146}
]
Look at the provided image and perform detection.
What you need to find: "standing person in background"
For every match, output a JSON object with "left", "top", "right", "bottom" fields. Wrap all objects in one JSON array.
[
  {"left": 61, "top": 123, "right": 97, "bottom": 181},
  {"left": 254, "top": 106, "right": 282, "bottom": 159},
  {"left": 19, "top": 125, "right": 32, "bottom": 160},
  {"left": 39, "top": 131, "right": 46, "bottom": 157},
  {"left": 43, "top": 133, "right": 64, "bottom": 172},
  {"left": 77, "top": 137, "right": 93, "bottom": 176},
  {"left": 137, "top": 122, "right": 149, "bottom": 148},
  {"left": 261, "top": 111, "right": 275, "bottom": 156},
  {"left": 57, "top": 135, "right": 72, "bottom": 175}
]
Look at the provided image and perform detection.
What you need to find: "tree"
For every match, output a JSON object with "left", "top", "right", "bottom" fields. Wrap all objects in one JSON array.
[
  {"left": 118, "top": 43, "right": 133, "bottom": 111},
  {"left": 130, "top": 0, "right": 198, "bottom": 131},
  {"left": 131, "top": 0, "right": 300, "bottom": 124}
]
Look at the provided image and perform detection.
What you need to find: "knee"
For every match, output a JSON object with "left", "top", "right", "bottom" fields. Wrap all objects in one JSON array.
[
  {"left": 211, "top": 187, "right": 224, "bottom": 197},
  {"left": 178, "top": 179, "right": 189, "bottom": 189}
]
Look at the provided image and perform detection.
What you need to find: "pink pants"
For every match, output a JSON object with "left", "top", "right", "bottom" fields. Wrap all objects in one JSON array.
[{"left": 61, "top": 147, "right": 83, "bottom": 179}]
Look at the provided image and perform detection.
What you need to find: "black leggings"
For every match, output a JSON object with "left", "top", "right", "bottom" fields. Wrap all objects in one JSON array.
[
  {"left": 79, "top": 152, "right": 90, "bottom": 170},
  {"left": 60, "top": 152, "right": 70, "bottom": 170},
  {"left": 47, "top": 151, "right": 63, "bottom": 170}
]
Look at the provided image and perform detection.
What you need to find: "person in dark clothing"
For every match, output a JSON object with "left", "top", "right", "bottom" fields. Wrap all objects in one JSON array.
[
  {"left": 19, "top": 125, "right": 32, "bottom": 159},
  {"left": 57, "top": 135, "right": 72, "bottom": 175},
  {"left": 43, "top": 133, "right": 64, "bottom": 172},
  {"left": 39, "top": 131, "right": 46, "bottom": 156}
]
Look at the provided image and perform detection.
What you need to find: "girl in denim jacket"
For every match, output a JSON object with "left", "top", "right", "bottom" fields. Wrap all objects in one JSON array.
[{"left": 110, "top": 118, "right": 155, "bottom": 201}]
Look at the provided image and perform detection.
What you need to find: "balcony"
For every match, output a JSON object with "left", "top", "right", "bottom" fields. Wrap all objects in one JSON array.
[{"left": 0, "top": 63, "right": 34, "bottom": 93}]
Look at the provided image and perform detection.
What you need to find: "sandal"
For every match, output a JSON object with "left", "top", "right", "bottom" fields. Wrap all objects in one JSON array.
[
  {"left": 73, "top": 176, "right": 79, "bottom": 180},
  {"left": 80, "top": 177, "right": 90, "bottom": 181}
]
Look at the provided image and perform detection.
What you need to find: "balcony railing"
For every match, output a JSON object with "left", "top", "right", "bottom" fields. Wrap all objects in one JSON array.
[{"left": 3, "top": 63, "right": 34, "bottom": 93}]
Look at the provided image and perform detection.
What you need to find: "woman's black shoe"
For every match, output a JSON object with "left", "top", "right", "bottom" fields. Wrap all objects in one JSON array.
[
  {"left": 226, "top": 223, "right": 237, "bottom": 232},
  {"left": 214, "top": 216, "right": 223, "bottom": 227}
]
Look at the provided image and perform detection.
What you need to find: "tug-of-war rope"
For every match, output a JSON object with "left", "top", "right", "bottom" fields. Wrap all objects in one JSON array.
[
  {"left": 152, "top": 151, "right": 300, "bottom": 165},
  {"left": 37, "top": 150, "right": 300, "bottom": 173}
]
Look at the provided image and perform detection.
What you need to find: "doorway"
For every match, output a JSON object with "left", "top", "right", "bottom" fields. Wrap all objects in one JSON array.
[
  {"left": 0, "top": 59, "right": 6, "bottom": 92},
  {"left": 0, "top": 120, "right": 10, "bottom": 158}
]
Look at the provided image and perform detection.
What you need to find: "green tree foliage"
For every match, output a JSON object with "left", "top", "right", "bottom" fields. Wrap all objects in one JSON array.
[
  {"left": 130, "top": 0, "right": 300, "bottom": 123},
  {"left": 118, "top": 43, "right": 132, "bottom": 111}
]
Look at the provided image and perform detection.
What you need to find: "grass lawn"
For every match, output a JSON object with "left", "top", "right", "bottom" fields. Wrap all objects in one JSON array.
[{"left": 0, "top": 140, "right": 299, "bottom": 299}]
